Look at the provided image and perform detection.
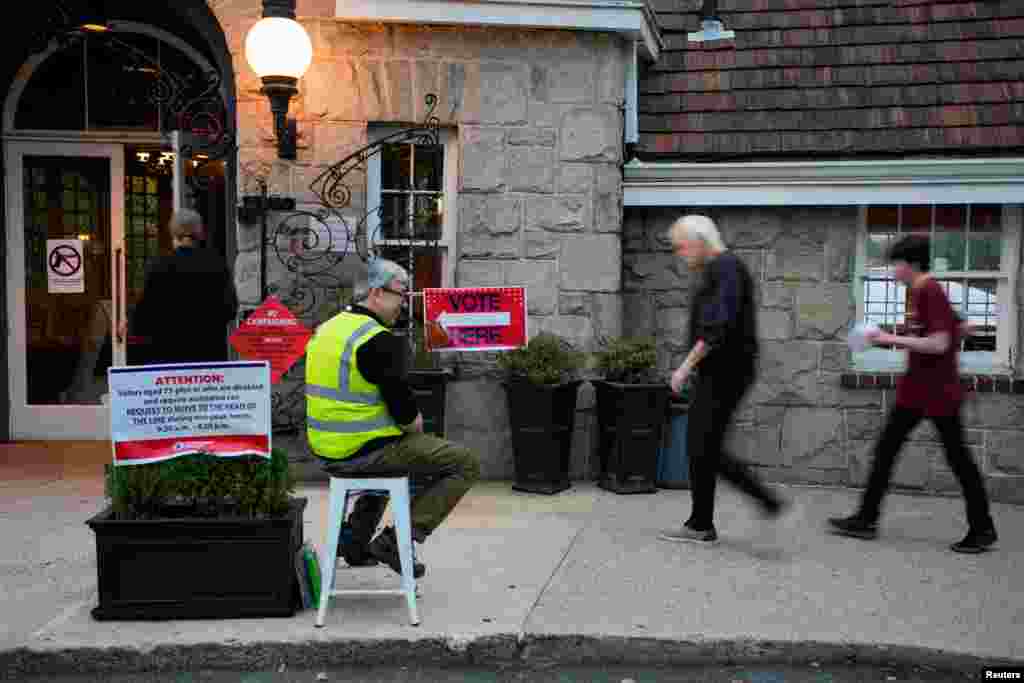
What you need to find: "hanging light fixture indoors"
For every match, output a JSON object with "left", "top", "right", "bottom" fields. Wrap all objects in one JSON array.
[
  {"left": 77, "top": 0, "right": 110, "bottom": 33},
  {"left": 244, "top": 0, "right": 313, "bottom": 159}
]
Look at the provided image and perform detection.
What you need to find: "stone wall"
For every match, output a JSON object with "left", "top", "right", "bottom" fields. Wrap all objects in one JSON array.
[
  {"left": 623, "top": 206, "right": 1024, "bottom": 505},
  {"left": 214, "top": 1, "right": 630, "bottom": 478}
]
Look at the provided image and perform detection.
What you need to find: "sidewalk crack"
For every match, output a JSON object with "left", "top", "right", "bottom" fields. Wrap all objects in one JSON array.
[{"left": 519, "top": 517, "right": 590, "bottom": 640}]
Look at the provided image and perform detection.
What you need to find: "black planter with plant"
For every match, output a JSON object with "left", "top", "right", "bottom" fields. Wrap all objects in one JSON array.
[
  {"left": 88, "top": 448, "right": 305, "bottom": 621},
  {"left": 498, "top": 333, "right": 584, "bottom": 495},
  {"left": 398, "top": 312, "right": 453, "bottom": 438},
  {"left": 592, "top": 337, "right": 671, "bottom": 494}
]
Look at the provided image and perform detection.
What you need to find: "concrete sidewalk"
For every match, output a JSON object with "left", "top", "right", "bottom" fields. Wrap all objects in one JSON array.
[{"left": 1, "top": 475, "right": 1022, "bottom": 679}]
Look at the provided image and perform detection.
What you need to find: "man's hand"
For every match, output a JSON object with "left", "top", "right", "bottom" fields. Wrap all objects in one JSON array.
[
  {"left": 117, "top": 320, "right": 127, "bottom": 342},
  {"left": 670, "top": 366, "right": 690, "bottom": 395},
  {"left": 402, "top": 413, "right": 424, "bottom": 434}
]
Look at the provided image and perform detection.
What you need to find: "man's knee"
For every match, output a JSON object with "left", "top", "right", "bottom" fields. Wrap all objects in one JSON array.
[{"left": 446, "top": 441, "right": 480, "bottom": 482}]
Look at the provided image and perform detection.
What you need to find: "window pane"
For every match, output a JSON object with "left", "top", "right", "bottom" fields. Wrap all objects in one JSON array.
[
  {"left": 964, "top": 279, "right": 998, "bottom": 351},
  {"left": 381, "top": 144, "right": 411, "bottom": 191},
  {"left": 968, "top": 232, "right": 1001, "bottom": 271},
  {"left": 932, "top": 206, "right": 966, "bottom": 272},
  {"left": 413, "top": 144, "right": 443, "bottom": 192},
  {"left": 412, "top": 193, "right": 442, "bottom": 240},
  {"left": 972, "top": 204, "right": 1002, "bottom": 232},
  {"left": 866, "top": 234, "right": 891, "bottom": 272},
  {"left": 378, "top": 192, "right": 410, "bottom": 240},
  {"left": 901, "top": 205, "right": 931, "bottom": 235}
]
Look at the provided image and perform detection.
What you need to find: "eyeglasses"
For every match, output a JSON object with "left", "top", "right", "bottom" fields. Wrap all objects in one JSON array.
[{"left": 381, "top": 287, "right": 407, "bottom": 298}]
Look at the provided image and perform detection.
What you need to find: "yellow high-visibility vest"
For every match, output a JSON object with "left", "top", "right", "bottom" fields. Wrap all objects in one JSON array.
[{"left": 305, "top": 311, "right": 402, "bottom": 459}]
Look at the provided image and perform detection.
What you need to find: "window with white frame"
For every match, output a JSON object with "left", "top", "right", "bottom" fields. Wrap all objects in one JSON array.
[
  {"left": 366, "top": 126, "right": 457, "bottom": 294},
  {"left": 854, "top": 204, "right": 1021, "bottom": 374}
]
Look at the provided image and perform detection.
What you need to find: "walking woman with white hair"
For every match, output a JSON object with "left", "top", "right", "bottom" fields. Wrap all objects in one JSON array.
[{"left": 660, "top": 214, "right": 786, "bottom": 544}]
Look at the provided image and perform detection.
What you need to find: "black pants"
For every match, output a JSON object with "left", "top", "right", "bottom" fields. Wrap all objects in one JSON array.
[
  {"left": 687, "top": 361, "right": 780, "bottom": 529},
  {"left": 858, "top": 406, "right": 994, "bottom": 532}
]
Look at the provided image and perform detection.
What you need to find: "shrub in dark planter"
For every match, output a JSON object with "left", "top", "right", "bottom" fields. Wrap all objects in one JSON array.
[
  {"left": 593, "top": 337, "right": 670, "bottom": 494},
  {"left": 89, "top": 448, "right": 305, "bottom": 620},
  {"left": 498, "top": 333, "right": 584, "bottom": 495}
]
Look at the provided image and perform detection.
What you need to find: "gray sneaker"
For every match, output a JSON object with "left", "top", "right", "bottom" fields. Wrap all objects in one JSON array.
[{"left": 659, "top": 524, "right": 718, "bottom": 544}]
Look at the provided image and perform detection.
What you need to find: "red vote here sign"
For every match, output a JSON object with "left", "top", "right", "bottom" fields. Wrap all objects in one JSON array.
[{"left": 423, "top": 287, "right": 527, "bottom": 351}]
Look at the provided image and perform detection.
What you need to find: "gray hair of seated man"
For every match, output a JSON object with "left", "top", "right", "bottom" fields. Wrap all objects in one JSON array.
[{"left": 352, "top": 258, "right": 410, "bottom": 303}]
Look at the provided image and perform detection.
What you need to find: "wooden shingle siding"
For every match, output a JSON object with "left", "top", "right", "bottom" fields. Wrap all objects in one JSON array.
[{"left": 639, "top": 0, "right": 1024, "bottom": 158}]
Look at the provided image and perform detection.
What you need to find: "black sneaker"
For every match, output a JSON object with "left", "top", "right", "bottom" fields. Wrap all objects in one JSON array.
[
  {"left": 337, "top": 542, "right": 378, "bottom": 567},
  {"left": 369, "top": 526, "right": 426, "bottom": 578},
  {"left": 658, "top": 524, "right": 718, "bottom": 544},
  {"left": 950, "top": 528, "right": 997, "bottom": 554},
  {"left": 827, "top": 514, "right": 878, "bottom": 540}
]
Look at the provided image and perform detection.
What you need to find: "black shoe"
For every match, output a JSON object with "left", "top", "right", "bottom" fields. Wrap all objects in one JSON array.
[
  {"left": 337, "top": 542, "right": 379, "bottom": 567},
  {"left": 369, "top": 527, "right": 426, "bottom": 578},
  {"left": 950, "top": 528, "right": 997, "bottom": 554},
  {"left": 828, "top": 514, "right": 878, "bottom": 540}
]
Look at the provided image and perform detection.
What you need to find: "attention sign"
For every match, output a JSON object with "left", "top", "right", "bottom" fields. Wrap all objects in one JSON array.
[
  {"left": 229, "top": 296, "right": 312, "bottom": 383},
  {"left": 422, "top": 287, "right": 527, "bottom": 351}
]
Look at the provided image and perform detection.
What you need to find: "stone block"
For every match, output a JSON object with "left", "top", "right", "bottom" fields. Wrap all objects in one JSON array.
[
  {"left": 447, "top": 378, "right": 508, "bottom": 431},
  {"left": 414, "top": 62, "right": 442, "bottom": 121},
  {"left": 846, "top": 410, "right": 883, "bottom": 441},
  {"left": 461, "top": 127, "right": 506, "bottom": 192},
  {"left": 460, "top": 426, "right": 516, "bottom": 480},
  {"left": 748, "top": 341, "right": 820, "bottom": 406},
  {"left": 312, "top": 123, "right": 366, "bottom": 166},
  {"left": 457, "top": 260, "right": 504, "bottom": 287},
  {"left": 559, "top": 293, "right": 589, "bottom": 316},
  {"left": 623, "top": 211, "right": 648, "bottom": 252},
  {"left": 760, "top": 283, "right": 794, "bottom": 310},
  {"left": 765, "top": 238, "right": 827, "bottom": 283},
  {"left": 505, "top": 147, "right": 555, "bottom": 193},
  {"left": 591, "top": 293, "right": 623, "bottom": 341},
  {"left": 654, "top": 290, "right": 690, "bottom": 309},
  {"left": 529, "top": 65, "right": 549, "bottom": 101},
  {"left": 987, "top": 430, "right": 1024, "bottom": 474},
  {"left": 526, "top": 196, "right": 590, "bottom": 233},
  {"left": 546, "top": 59, "right": 595, "bottom": 104},
  {"left": 821, "top": 343, "right": 852, "bottom": 372},
  {"left": 571, "top": 412, "right": 597, "bottom": 479},
  {"left": 480, "top": 62, "right": 528, "bottom": 125},
  {"left": 655, "top": 308, "right": 688, "bottom": 336},
  {"left": 508, "top": 128, "right": 557, "bottom": 147},
  {"left": 986, "top": 474, "right": 1024, "bottom": 505},
  {"left": 735, "top": 250, "right": 764, "bottom": 283},
  {"left": 759, "top": 308, "right": 792, "bottom": 341},
  {"left": 557, "top": 164, "right": 594, "bottom": 195},
  {"left": 506, "top": 260, "right": 559, "bottom": 315},
  {"left": 816, "top": 373, "right": 883, "bottom": 409},
  {"left": 853, "top": 442, "right": 938, "bottom": 490},
  {"left": 648, "top": 208, "right": 685, "bottom": 253},
  {"left": 532, "top": 315, "right": 595, "bottom": 351},
  {"left": 597, "top": 38, "right": 627, "bottom": 104},
  {"left": 234, "top": 250, "right": 261, "bottom": 305},
  {"left": 299, "top": 59, "right": 358, "bottom": 121},
  {"left": 623, "top": 253, "right": 686, "bottom": 291},
  {"left": 794, "top": 283, "right": 855, "bottom": 341},
  {"left": 459, "top": 195, "right": 522, "bottom": 259},
  {"left": 718, "top": 209, "right": 784, "bottom": 249},
  {"left": 728, "top": 425, "right": 783, "bottom": 467},
  {"left": 313, "top": 21, "right": 375, "bottom": 58},
  {"left": 827, "top": 217, "right": 859, "bottom": 282},
  {"left": 594, "top": 164, "right": 622, "bottom": 233},
  {"left": 964, "top": 394, "right": 1024, "bottom": 429},
  {"left": 622, "top": 292, "right": 656, "bottom": 338},
  {"left": 523, "top": 230, "right": 561, "bottom": 259},
  {"left": 560, "top": 108, "right": 621, "bottom": 163},
  {"left": 385, "top": 60, "right": 414, "bottom": 121},
  {"left": 784, "top": 408, "right": 846, "bottom": 469},
  {"left": 559, "top": 234, "right": 620, "bottom": 292}
]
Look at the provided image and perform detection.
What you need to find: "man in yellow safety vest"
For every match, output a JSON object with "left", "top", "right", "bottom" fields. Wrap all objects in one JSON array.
[{"left": 306, "top": 258, "right": 480, "bottom": 578}]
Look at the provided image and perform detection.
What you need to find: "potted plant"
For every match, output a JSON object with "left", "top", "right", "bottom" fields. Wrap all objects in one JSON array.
[
  {"left": 498, "top": 332, "right": 584, "bottom": 494},
  {"left": 88, "top": 448, "right": 305, "bottom": 620},
  {"left": 592, "top": 337, "right": 671, "bottom": 494}
]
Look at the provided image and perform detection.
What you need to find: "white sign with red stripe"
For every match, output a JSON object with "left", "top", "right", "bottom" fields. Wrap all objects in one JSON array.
[{"left": 108, "top": 361, "right": 272, "bottom": 465}]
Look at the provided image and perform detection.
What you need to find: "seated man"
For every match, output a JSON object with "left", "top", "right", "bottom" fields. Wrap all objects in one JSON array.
[{"left": 306, "top": 258, "right": 480, "bottom": 578}]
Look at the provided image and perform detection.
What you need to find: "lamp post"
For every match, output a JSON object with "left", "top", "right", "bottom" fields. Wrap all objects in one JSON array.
[{"left": 244, "top": 0, "right": 313, "bottom": 160}]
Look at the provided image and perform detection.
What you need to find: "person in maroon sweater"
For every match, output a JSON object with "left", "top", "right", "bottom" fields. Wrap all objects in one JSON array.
[{"left": 829, "top": 235, "right": 997, "bottom": 553}]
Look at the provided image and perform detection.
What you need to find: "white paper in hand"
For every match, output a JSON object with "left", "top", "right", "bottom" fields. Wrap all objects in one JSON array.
[{"left": 848, "top": 322, "right": 880, "bottom": 353}]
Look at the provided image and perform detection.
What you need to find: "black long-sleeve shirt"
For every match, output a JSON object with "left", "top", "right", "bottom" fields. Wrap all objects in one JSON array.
[
  {"left": 687, "top": 251, "right": 758, "bottom": 372},
  {"left": 324, "top": 305, "right": 418, "bottom": 460}
]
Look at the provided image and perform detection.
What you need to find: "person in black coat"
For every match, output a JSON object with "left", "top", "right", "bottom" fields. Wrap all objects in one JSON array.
[{"left": 122, "top": 208, "right": 238, "bottom": 364}]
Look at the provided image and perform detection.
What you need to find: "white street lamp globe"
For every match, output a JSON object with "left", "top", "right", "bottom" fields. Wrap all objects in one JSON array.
[{"left": 245, "top": 17, "right": 313, "bottom": 80}]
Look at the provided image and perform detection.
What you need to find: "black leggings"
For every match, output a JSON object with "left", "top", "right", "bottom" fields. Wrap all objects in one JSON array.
[
  {"left": 686, "top": 363, "right": 780, "bottom": 529},
  {"left": 859, "top": 406, "right": 993, "bottom": 532}
]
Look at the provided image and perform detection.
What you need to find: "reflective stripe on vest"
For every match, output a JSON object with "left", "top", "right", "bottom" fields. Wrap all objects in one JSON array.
[{"left": 305, "top": 319, "right": 383, "bottom": 405}]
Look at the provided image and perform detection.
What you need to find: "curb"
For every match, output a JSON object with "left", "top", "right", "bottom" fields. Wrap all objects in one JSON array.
[{"left": 2, "top": 634, "right": 1021, "bottom": 679}]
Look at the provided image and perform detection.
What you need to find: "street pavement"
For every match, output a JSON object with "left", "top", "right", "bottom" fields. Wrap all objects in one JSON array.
[{"left": 1, "top": 465, "right": 1022, "bottom": 680}]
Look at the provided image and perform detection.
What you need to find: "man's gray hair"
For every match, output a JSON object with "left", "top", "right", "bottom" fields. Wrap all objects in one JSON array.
[
  {"left": 168, "top": 208, "right": 204, "bottom": 240},
  {"left": 668, "top": 214, "right": 727, "bottom": 253},
  {"left": 352, "top": 258, "right": 409, "bottom": 302}
]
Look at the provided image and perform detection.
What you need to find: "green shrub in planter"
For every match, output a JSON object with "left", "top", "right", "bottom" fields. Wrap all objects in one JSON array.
[
  {"left": 498, "top": 333, "right": 585, "bottom": 494},
  {"left": 104, "top": 447, "right": 296, "bottom": 520},
  {"left": 594, "top": 337, "right": 660, "bottom": 384}
]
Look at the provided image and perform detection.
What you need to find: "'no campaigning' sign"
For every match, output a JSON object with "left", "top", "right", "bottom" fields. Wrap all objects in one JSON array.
[{"left": 108, "top": 361, "right": 271, "bottom": 465}]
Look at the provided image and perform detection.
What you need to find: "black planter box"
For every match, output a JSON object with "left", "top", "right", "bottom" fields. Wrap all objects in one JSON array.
[
  {"left": 86, "top": 497, "right": 306, "bottom": 621},
  {"left": 504, "top": 379, "right": 582, "bottom": 495},
  {"left": 594, "top": 380, "right": 671, "bottom": 494},
  {"left": 408, "top": 369, "right": 452, "bottom": 438}
]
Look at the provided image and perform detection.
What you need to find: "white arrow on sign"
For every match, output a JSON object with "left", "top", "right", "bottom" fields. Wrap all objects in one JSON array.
[{"left": 437, "top": 311, "right": 510, "bottom": 330}]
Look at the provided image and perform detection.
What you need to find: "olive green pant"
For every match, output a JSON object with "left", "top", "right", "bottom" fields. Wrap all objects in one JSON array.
[{"left": 321, "top": 433, "right": 480, "bottom": 544}]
